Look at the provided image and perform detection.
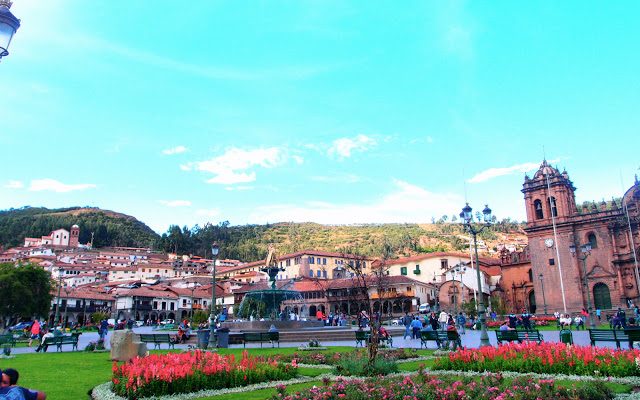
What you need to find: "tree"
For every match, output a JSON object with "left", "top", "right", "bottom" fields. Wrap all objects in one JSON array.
[{"left": 0, "top": 263, "right": 53, "bottom": 327}]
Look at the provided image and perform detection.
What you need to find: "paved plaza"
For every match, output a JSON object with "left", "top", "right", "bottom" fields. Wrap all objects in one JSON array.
[{"left": 8, "top": 326, "right": 631, "bottom": 355}]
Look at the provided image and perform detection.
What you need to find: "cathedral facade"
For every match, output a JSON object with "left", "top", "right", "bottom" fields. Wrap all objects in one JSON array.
[{"left": 523, "top": 161, "right": 640, "bottom": 313}]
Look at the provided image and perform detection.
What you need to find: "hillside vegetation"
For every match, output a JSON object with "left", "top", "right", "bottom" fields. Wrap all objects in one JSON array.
[{"left": 0, "top": 207, "right": 526, "bottom": 262}]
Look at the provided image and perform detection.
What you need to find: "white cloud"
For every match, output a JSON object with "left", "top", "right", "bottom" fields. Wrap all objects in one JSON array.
[
  {"left": 29, "top": 179, "right": 96, "bottom": 193},
  {"left": 158, "top": 200, "right": 192, "bottom": 207},
  {"left": 4, "top": 180, "right": 24, "bottom": 189},
  {"left": 196, "top": 208, "right": 220, "bottom": 217},
  {"left": 182, "top": 147, "right": 285, "bottom": 185},
  {"left": 328, "top": 134, "right": 376, "bottom": 159},
  {"left": 162, "top": 145, "right": 188, "bottom": 155},
  {"left": 292, "top": 155, "right": 304, "bottom": 165},
  {"left": 247, "top": 180, "right": 462, "bottom": 224},
  {"left": 468, "top": 160, "right": 559, "bottom": 183}
]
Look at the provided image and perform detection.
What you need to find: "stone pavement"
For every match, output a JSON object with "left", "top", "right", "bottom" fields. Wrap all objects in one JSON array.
[{"left": 7, "top": 326, "right": 630, "bottom": 354}]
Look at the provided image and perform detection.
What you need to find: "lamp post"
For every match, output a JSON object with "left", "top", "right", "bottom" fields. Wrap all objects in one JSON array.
[
  {"left": 460, "top": 203, "right": 493, "bottom": 347},
  {"left": 538, "top": 273, "right": 548, "bottom": 315},
  {"left": 0, "top": 0, "right": 20, "bottom": 60},
  {"left": 53, "top": 267, "right": 64, "bottom": 327},
  {"left": 208, "top": 242, "right": 220, "bottom": 349},
  {"left": 190, "top": 286, "right": 195, "bottom": 319},
  {"left": 63, "top": 285, "right": 72, "bottom": 329},
  {"left": 432, "top": 274, "right": 440, "bottom": 313},
  {"left": 570, "top": 243, "right": 596, "bottom": 329},
  {"left": 113, "top": 294, "right": 120, "bottom": 321}
]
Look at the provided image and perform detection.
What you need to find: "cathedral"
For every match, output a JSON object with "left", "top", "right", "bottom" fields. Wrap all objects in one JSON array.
[{"left": 523, "top": 161, "right": 640, "bottom": 313}]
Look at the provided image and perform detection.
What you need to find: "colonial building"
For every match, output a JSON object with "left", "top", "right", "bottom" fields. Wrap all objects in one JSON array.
[{"left": 523, "top": 161, "right": 640, "bottom": 313}]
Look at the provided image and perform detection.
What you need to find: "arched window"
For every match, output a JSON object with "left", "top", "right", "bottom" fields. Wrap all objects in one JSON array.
[
  {"left": 534, "top": 200, "right": 544, "bottom": 219},
  {"left": 548, "top": 196, "right": 558, "bottom": 217},
  {"left": 588, "top": 233, "right": 598, "bottom": 249}
]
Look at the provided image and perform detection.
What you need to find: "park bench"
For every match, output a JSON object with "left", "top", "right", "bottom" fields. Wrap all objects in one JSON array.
[
  {"left": 42, "top": 334, "right": 81, "bottom": 352},
  {"left": 588, "top": 329, "right": 628, "bottom": 349},
  {"left": 139, "top": 333, "right": 175, "bottom": 349},
  {"left": 624, "top": 328, "right": 640, "bottom": 349},
  {"left": 420, "top": 330, "right": 442, "bottom": 349},
  {"left": 0, "top": 334, "right": 16, "bottom": 347},
  {"left": 242, "top": 332, "right": 280, "bottom": 348},
  {"left": 495, "top": 329, "right": 544, "bottom": 345},
  {"left": 438, "top": 330, "right": 462, "bottom": 350},
  {"left": 355, "top": 330, "right": 370, "bottom": 347}
]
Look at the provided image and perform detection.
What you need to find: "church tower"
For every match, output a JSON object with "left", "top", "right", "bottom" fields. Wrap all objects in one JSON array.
[
  {"left": 522, "top": 160, "right": 577, "bottom": 227},
  {"left": 69, "top": 224, "right": 80, "bottom": 247}
]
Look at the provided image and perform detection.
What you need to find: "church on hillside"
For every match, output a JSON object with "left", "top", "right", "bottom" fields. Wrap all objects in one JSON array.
[{"left": 523, "top": 160, "right": 640, "bottom": 314}]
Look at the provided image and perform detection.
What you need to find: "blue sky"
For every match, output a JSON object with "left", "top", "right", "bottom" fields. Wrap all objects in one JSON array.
[{"left": 1, "top": 1, "right": 639, "bottom": 233}]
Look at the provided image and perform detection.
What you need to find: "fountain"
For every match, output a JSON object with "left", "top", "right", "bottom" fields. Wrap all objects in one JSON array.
[{"left": 224, "top": 245, "right": 324, "bottom": 331}]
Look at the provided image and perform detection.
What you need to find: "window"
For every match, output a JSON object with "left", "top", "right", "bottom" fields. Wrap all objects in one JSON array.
[
  {"left": 588, "top": 233, "right": 598, "bottom": 249},
  {"left": 534, "top": 199, "right": 544, "bottom": 219},
  {"left": 528, "top": 269, "right": 533, "bottom": 282},
  {"left": 316, "top": 270, "right": 321, "bottom": 277},
  {"left": 322, "top": 270, "right": 327, "bottom": 278},
  {"left": 549, "top": 258, "right": 555, "bottom": 265},
  {"left": 286, "top": 259, "right": 291, "bottom": 266},
  {"left": 440, "top": 259, "right": 448, "bottom": 269},
  {"left": 309, "top": 270, "right": 314, "bottom": 277},
  {"left": 548, "top": 196, "right": 558, "bottom": 217},
  {"left": 308, "top": 257, "right": 315, "bottom": 264},
  {"left": 323, "top": 258, "right": 327, "bottom": 265},
  {"left": 316, "top": 257, "right": 321, "bottom": 264},
  {"left": 400, "top": 267, "right": 407, "bottom": 275}
]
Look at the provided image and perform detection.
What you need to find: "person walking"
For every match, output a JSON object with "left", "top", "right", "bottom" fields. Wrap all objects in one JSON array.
[
  {"left": 521, "top": 309, "right": 532, "bottom": 330},
  {"left": 402, "top": 313, "right": 412, "bottom": 339},
  {"left": 438, "top": 310, "right": 448, "bottom": 331},
  {"left": 429, "top": 312, "right": 439, "bottom": 331},
  {"left": 28, "top": 321, "right": 40, "bottom": 348},
  {"left": 410, "top": 316, "right": 423, "bottom": 340},
  {"left": 456, "top": 312, "right": 466, "bottom": 334}
]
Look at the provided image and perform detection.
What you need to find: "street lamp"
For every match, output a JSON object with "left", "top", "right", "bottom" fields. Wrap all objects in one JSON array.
[
  {"left": 460, "top": 203, "right": 493, "bottom": 347},
  {"left": 63, "top": 285, "right": 72, "bottom": 329},
  {"left": 208, "top": 242, "right": 220, "bottom": 349},
  {"left": 53, "top": 267, "right": 64, "bottom": 327},
  {"left": 569, "top": 243, "right": 596, "bottom": 329},
  {"left": 538, "top": 273, "right": 548, "bottom": 315},
  {"left": 190, "top": 286, "right": 195, "bottom": 319},
  {"left": 432, "top": 274, "right": 440, "bottom": 313},
  {"left": 0, "top": 0, "right": 20, "bottom": 60}
]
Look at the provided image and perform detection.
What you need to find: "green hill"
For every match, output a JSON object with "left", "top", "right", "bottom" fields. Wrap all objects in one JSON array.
[{"left": 0, "top": 207, "right": 159, "bottom": 249}]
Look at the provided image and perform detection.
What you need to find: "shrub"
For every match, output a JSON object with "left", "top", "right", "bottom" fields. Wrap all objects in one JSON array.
[{"left": 334, "top": 354, "right": 398, "bottom": 377}]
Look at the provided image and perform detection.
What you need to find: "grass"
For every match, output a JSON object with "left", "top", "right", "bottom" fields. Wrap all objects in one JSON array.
[{"left": 199, "top": 381, "right": 321, "bottom": 400}]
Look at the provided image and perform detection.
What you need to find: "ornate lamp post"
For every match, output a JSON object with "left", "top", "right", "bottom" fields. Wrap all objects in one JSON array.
[
  {"left": 208, "top": 242, "right": 220, "bottom": 349},
  {"left": 53, "top": 267, "right": 65, "bottom": 326},
  {"left": 570, "top": 243, "right": 596, "bottom": 329},
  {"left": 538, "top": 273, "right": 548, "bottom": 315},
  {"left": 432, "top": 273, "right": 440, "bottom": 313},
  {"left": 0, "top": 0, "right": 20, "bottom": 60},
  {"left": 460, "top": 203, "right": 493, "bottom": 347}
]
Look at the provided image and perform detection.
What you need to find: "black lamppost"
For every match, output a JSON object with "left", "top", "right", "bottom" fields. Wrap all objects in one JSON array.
[
  {"left": 0, "top": 0, "right": 20, "bottom": 60},
  {"left": 538, "top": 273, "right": 548, "bottom": 315},
  {"left": 208, "top": 242, "right": 220, "bottom": 349},
  {"left": 432, "top": 274, "right": 440, "bottom": 313},
  {"left": 460, "top": 203, "right": 493, "bottom": 347},
  {"left": 53, "top": 267, "right": 64, "bottom": 327},
  {"left": 570, "top": 243, "right": 596, "bottom": 329}
]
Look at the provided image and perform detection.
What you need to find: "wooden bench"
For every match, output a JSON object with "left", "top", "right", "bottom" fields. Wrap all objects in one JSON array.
[
  {"left": 139, "top": 333, "right": 175, "bottom": 349},
  {"left": 355, "top": 330, "right": 370, "bottom": 347},
  {"left": 625, "top": 328, "right": 640, "bottom": 349},
  {"left": 420, "top": 330, "right": 442, "bottom": 349},
  {"left": 495, "top": 329, "right": 544, "bottom": 344},
  {"left": 588, "top": 329, "right": 628, "bottom": 349},
  {"left": 0, "top": 334, "right": 17, "bottom": 347},
  {"left": 438, "top": 330, "right": 462, "bottom": 350},
  {"left": 242, "top": 332, "right": 279, "bottom": 348},
  {"left": 42, "top": 334, "right": 81, "bottom": 352}
]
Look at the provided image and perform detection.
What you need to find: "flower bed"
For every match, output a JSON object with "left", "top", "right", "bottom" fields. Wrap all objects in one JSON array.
[
  {"left": 433, "top": 342, "right": 640, "bottom": 377},
  {"left": 111, "top": 350, "right": 297, "bottom": 399},
  {"left": 271, "top": 372, "right": 614, "bottom": 400}
]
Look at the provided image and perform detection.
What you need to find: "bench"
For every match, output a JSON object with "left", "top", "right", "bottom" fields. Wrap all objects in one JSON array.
[
  {"left": 623, "top": 328, "right": 640, "bottom": 349},
  {"left": 355, "top": 331, "right": 370, "bottom": 347},
  {"left": 139, "top": 333, "right": 175, "bottom": 349},
  {"left": 495, "top": 329, "right": 544, "bottom": 345},
  {"left": 42, "top": 334, "right": 81, "bottom": 352},
  {"left": 0, "top": 334, "right": 16, "bottom": 347},
  {"left": 420, "top": 330, "right": 442, "bottom": 349},
  {"left": 588, "top": 329, "right": 628, "bottom": 349},
  {"left": 242, "top": 332, "right": 279, "bottom": 348},
  {"left": 438, "top": 330, "right": 462, "bottom": 350}
]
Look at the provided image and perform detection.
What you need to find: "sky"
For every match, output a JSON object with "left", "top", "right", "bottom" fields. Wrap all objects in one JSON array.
[{"left": 1, "top": 1, "right": 639, "bottom": 234}]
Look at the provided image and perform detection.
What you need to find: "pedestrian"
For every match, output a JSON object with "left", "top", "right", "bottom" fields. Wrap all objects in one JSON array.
[
  {"left": 456, "top": 312, "right": 466, "bottom": 334},
  {"left": 574, "top": 315, "right": 584, "bottom": 330},
  {"left": 402, "top": 313, "right": 412, "bottom": 339},
  {"left": 27, "top": 321, "right": 40, "bottom": 348},
  {"left": 429, "top": 312, "right": 439, "bottom": 331},
  {"left": 616, "top": 307, "right": 627, "bottom": 329},
  {"left": 521, "top": 309, "right": 532, "bottom": 330},
  {"left": 438, "top": 310, "right": 448, "bottom": 330},
  {"left": 1, "top": 368, "right": 46, "bottom": 400},
  {"left": 508, "top": 313, "right": 518, "bottom": 329},
  {"left": 596, "top": 308, "right": 601, "bottom": 322},
  {"left": 410, "top": 316, "right": 423, "bottom": 339}
]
